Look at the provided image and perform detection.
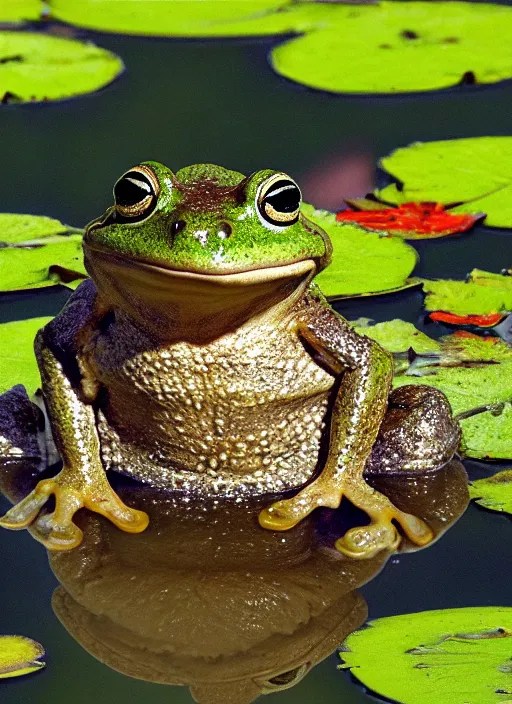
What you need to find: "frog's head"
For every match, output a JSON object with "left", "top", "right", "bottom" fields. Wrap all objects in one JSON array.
[{"left": 83, "top": 162, "right": 331, "bottom": 341}]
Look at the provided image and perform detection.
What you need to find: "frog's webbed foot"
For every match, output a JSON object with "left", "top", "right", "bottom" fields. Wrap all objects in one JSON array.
[
  {"left": 259, "top": 474, "right": 433, "bottom": 559},
  {"left": 0, "top": 470, "right": 149, "bottom": 550}
]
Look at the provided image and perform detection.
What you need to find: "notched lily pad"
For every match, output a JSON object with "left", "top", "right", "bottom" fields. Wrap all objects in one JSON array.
[
  {"left": 377, "top": 137, "right": 512, "bottom": 228},
  {"left": 0, "top": 317, "right": 52, "bottom": 394},
  {"left": 0, "top": 214, "right": 85, "bottom": 291},
  {"left": 303, "top": 204, "right": 418, "bottom": 299},
  {"left": 422, "top": 269, "right": 512, "bottom": 317},
  {"left": 0, "top": 635, "right": 45, "bottom": 679},
  {"left": 337, "top": 201, "right": 485, "bottom": 239},
  {"left": 470, "top": 469, "right": 512, "bottom": 515},
  {"left": 0, "top": 30, "right": 124, "bottom": 103},
  {"left": 340, "top": 607, "right": 512, "bottom": 704}
]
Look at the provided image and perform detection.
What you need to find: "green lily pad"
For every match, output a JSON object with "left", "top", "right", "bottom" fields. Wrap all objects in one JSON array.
[
  {"left": 0, "top": 317, "right": 51, "bottom": 395},
  {"left": 0, "top": 1, "right": 41, "bottom": 23},
  {"left": 0, "top": 635, "right": 45, "bottom": 679},
  {"left": 377, "top": 137, "right": 512, "bottom": 228},
  {"left": 0, "top": 214, "right": 86, "bottom": 291},
  {"left": 304, "top": 205, "right": 418, "bottom": 298},
  {"left": 0, "top": 31, "right": 124, "bottom": 104},
  {"left": 470, "top": 470, "right": 512, "bottom": 515},
  {"left": 358, "top": 321, "right": 512, "bottom": 459},
  {"left": 340, "top": 607, "right": 512, "bottom": 704},
  {"left": 272, "top": 1, "right": 512, "bottom": 95},
  {"left": 422, "top": 269, "right": 512, "bottom": 316}
]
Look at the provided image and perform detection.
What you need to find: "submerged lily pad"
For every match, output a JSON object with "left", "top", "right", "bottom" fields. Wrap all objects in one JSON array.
[
  {"left": 422, "top": 269, "right": 512, "bottom": 317},
  {"left": 272, "top": 1, "right": 512, "bottom": 94},
  {"left": 0, "top": 1, "right": 41, "bottom": 23},
  {"left": 0, "top": 214, "right": 85, "bottom": 291},
  {"left": 0, "top": 635, "right": 45, "bottom": 679},
  {"left": 470, "top": 470, "right": 512, "bottom": 515},
  {"left": 340, "top": 607, "right": 512, "bottom": 704},
  {"left": 0, "top": 31, "right": 124, "bottom": 104},
  {"left": 377, "top": 137, "right": 512, "bottom": 227},
  {"left": 0, "top": 317, "right": 51, "bottom": 394},
  {"left": 304, "top": 205, "right": 418, "bottom": 298}
]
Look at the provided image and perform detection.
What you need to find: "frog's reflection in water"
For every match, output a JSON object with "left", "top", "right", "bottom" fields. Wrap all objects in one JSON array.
[{"left": 17, "top": 461, "right": 467, "bottom": 704}]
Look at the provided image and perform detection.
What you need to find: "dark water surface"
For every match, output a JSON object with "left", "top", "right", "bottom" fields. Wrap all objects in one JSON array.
[{"left": 1, "top": 23, "right": 511, "bottom": 704}]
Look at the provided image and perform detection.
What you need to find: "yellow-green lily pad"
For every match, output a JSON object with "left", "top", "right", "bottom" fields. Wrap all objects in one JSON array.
[
  {"left": 0, "top": 635, "right": 45, "bottom": 679},
  {"left": 470, "top": 470, "right": 512, "bottom": 516},
  {"left": 377, "top": 137, "right": 512, "bottom": 228},
  {"left": 340, "top": 607, "right": 512, "bottom": 704},
  {"left": 0, "top": 317, "right": 51, "bottom": 394},
  {"left": 0, "top": 30, "right": 124, "bottom": 104},
  {"left": 272, "top": 1, "right": 512, "bottom": 95},
  {"left": 304, "top": 205, "right": 419, "bottom": 299},
  {"left": 353, "top": 318, "right": 441, "bottom": 355},
  {"left": 422, "top": 269, "right": 512, "bottom": 316},
  {"left": 0, "top": 0, "right": 41, "bottom": 23},
  {"left": 0, "top": 214, "right": 85, "bottom": 291}
]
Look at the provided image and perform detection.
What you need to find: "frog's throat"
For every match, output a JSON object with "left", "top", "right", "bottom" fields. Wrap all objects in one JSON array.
[{"left": 84, "top": 249, "right": 316, "bottom": 342}]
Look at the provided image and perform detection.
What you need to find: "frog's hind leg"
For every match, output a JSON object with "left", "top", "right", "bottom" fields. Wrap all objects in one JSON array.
[{"left": 364, "top": 385, "right": 461, "bottom": 477}]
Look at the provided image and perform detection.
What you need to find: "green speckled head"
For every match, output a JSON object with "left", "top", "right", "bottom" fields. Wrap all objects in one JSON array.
[{"left": 83, "top": 161, "right": 331, "bottom": 275}]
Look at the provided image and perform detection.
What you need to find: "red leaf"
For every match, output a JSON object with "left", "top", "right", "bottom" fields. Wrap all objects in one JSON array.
[
  {"left": 336, "top": 202, "right": 485, "bottom": 239},
  {"left": 429, "top": 311, "right": 505, "bottom": 328},
  {"left": 451, "top": 331, "right": 500, "bottom": 343}
]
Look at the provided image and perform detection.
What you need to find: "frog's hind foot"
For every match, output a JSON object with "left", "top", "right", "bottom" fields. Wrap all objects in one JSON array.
[{"left": 0, "top": 471, "right": 149, "bottom": 551}]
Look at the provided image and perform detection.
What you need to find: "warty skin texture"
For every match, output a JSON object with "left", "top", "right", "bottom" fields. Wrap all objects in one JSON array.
[{"left": 0, "top": 162, "right": 461, "bottom": 556}]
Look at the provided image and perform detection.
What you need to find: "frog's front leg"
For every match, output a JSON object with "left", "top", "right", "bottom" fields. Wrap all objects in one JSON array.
[
  {"left": 0, "top": 330, "right": 148, "bottom": 550},
  {"left": 259, "top": 298, "right": 433, "bottom": 558}
]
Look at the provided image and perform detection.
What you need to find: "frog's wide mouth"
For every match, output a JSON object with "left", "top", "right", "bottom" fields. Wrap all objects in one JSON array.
[{"left": 84, "top": 245, "right": 317, "bottom": 286}]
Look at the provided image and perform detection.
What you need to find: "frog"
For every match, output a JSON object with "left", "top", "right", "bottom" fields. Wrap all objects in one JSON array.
[{"left": 0, "top": 162, "right": 461, "bottom": 558}]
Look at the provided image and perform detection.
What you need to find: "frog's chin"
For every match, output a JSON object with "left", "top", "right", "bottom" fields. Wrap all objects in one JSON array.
[{"left": 84, "top": 248, "right": 316, "bottom": 342}]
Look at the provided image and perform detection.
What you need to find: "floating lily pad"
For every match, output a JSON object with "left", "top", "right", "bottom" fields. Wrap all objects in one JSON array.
[
  {"left": 340, "top": 607, "right": 512, "bottom": 704},
  {"left": 0, "top": 31, "right": 124, "bottom": 104},
  {"left": 304, "top": 205, "right": 418, "bottom": 298},
  {"left": 0, "top": 1, "right": 41, "bottom": 23},
  {"left": 0, "top": 214, "right": 85, "bottom": 291},
  {"left": 470, "top": 470, "right": 512, "bottom": 515},
  {"left": 0, "top": 317, "right": 51, "bottom": 395},
  {"left": 272, "top": 2, "right": 512, "bottom": 94},
  {"left": 337, "top": 201, "right": 485, "bottom": 239},
  {"left": 0, "top": 635, "right": 45, "bottom": 679},
  {"left": 358, "top": 321, "right": 512, "bottom": 459},
  {"left": 422, "top": 269, "right": 512, "bottom": 317},
  {"left": 377, "top": 137, "right": 512, "bottom": 227}
]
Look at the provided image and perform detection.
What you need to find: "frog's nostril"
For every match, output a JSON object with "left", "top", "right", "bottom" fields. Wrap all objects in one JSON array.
[
  {"left": 171, "top": 219, "right": 186, "bottom": 236},
  {"left": 218, "top": 222, "right": 232, "bottom": 239}
]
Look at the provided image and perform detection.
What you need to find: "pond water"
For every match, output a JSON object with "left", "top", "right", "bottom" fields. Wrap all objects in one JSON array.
[{"left": 0, "top": 21, "right": 511, "bottom": 704}]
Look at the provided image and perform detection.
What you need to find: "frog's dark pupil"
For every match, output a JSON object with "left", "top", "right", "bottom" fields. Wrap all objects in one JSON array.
[
  {"left": 115, "top": 172, "right": 153, "bottom": 207},
  {"left": 264, "top": 180, "right": 300, "bottom": 213}
]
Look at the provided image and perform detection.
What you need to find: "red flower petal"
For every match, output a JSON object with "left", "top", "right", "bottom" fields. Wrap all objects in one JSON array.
[
  {"left": 336, "top": 202, "right": 485, "bottom": 238},
  {"left": 429, "top": 311, "right": 505, "bottom": 328}
]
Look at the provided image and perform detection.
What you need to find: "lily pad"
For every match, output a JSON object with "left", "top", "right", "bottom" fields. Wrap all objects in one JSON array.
[
  {"left": 470, "top": 470, "right": 512, "bottom": 515},
  {"left": 0, "top": 635, "right": 45, "bottom": 679},
  {"left": 304, "top": 205, "right": 419, "bottom": 298},
  {"left": 377, "top": 137, "right": 512, "bottom": 228},
  {"left": 358, "top": 321, "right": 512, "bottom": 459},
  {"left": 0, "top": 31, "right": 124, "bottom": 104},
  {"left": 337, "top": 201, "right": 485, "bottom": 239},
  {"left": 0, "top": 1, "right": 41, "bottom": 23},
  {"left": 0, "top": 214, "right": 86, "bottom": 291},
  {"left": 340, "top": 607, "right": 512, "bottom": 704},
  {"left": 422, "top": 269, "right": 512, "bottom": 317},
  {"left": 0, "top": 317, "right": 51, "bottom": 395},
  {"left": 272, "top": 1, "right": 512, "bottom": 95}
]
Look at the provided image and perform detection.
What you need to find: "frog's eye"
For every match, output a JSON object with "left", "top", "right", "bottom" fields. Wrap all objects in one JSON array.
[
  {"left": 257, "top": 174, "right": 301, "bottom": 227},
  {"left": 113, "top": 166, "right": 160, "bottom": 220},
  {"left": 260, "top": 664, "right": 309, "bottom": 692}
]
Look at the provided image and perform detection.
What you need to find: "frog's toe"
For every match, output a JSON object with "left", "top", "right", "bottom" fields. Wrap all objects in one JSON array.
[
  {"left": 259, "top": 482, "right": 337, "bottom": 531},
  {"left": 335, "top": 522, "right": 401, "bottom": 559},
  {"left": 90, "top": 496, "right": 149, "bottom": 534},
  {"left": 0, "top": 490, "right": 50, "bottom": 530},
  {"left": 30, "top": 512, "right": 84, "bottom": 551}
]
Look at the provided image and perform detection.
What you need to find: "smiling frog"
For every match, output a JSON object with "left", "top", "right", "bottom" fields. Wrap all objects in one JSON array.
[{"left": 0, "top": 162, "right": 461, "bottom": 557}]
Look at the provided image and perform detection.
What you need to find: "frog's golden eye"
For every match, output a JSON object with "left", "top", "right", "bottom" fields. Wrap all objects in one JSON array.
[
  {"left": 257, "top": 174, "right": 301, "bottom": 227},
  {"left": 260, "top": 664, "right": 309, "bottom": 692},
  {"left": 113, "top": 165, "right": 160, "bottom": 220}
]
